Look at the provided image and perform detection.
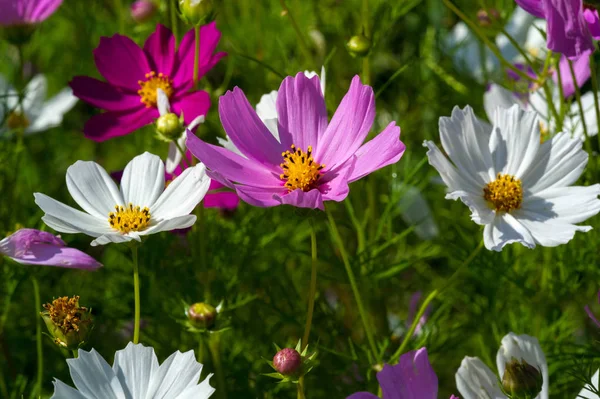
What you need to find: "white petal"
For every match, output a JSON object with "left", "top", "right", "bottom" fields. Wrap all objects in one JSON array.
[
  {"left": 446, "top": 22, "right": 498, "bottom": 82},
  {"left": 447, "top": 190, "right": 495, "bottom": 225},
  {"left": 120, "top": 152, "right": 165, "bottom": 208},
  {"left": 423, "top": 140, "right": 482, "bottom": 195},
  {"left": 140, "top": 215, "right": 197, "bottom": 236},
  {"left": 484, "top": 85, "right": 523, "bottom": 122},
  {"left": 261, "top": 117, "right": 280, "bottom": 140},
  {"left": 34, "top": 193, "right": 112, "bottom": 236},
  {"left": 520, "top": 131, "right": 587, "bottom": 193},
  {"left": 528, "top": 88, "right": 553, "bottom": 122},
  {"left": 50, "top": 379, "right": 87, "bottom": 399},
  {"left": 522, "top": 185, "right": 600, "bottom": 224},
  {"left": 524, "top": 19, "right": 547, "bottom": 54},
  {"left": 66, "top": 161, "right": 124, "bottom": 218},
  {"left": 113, "top": 343, "right": 159, "bottom": 399},
  {"left": 578, "top": 370, "right": 600, "bottom": 399},
  {"left": 166, "top": 138, "right": 185, "bottom": 174},
  {"left": 67, "top": 349, "right": 126, "bottom": 399},
  {"left": 150, "top": 163, "right": 210, "bottom": 220},
  {"left": 483, "top": 213, "right": 535, "bottom": 251},
  {"left": 188, "top": 114, "right": 205, "bottom": 131},
  {"left": 175, "top": 375, "right": 215, "bottom": 399},
  {"left": 26, "top": 87, "right": 78, "bottom": 134},
  {"left": 496, "top": 7, "right": 536, "bottom": 64},
  {"left": 22, "top": 75, "right": 47, "bottom": 121},
  {"left": 255, "top": 90, "right": 278, "bottom": 122},
  {"left": 564, "top": 92, "right": 599, "bottom": 139},
  {"left": 91, "top": 234, "right": 138, "bottom": 247},
  {"left": 147, "top": 350, "right": 203, "bottom": 398},
  {"left": 455, "top": 357, "right": 506, "bottom": 399},
  {"left": 496, "top": 333, "right": 548, "bottom": 399},
  {"left": 157, "top": 88, "right": 170, "bottom": 116}
]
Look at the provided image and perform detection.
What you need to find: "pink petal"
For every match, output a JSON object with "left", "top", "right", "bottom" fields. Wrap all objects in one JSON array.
[
  {"left": 218, "top": 87, "right": 284, "bottom": 170},
  {"left": 319, "top": 156, "right": 355, "bottom": 202},
  {"left": 346, "top": 394, "right": 379, "bottom": 399},
  {"left": 70, "top": 76, "right": 142, "bottom": 111},
  {"left": 545, "top": 0, "right": 594, "bottom": 59},
  {"left": 584, "top": 8, "right": 600, "bottom": 39},
  {"left": 276, "top": 188, "right": 324, "bottom": 210},
  {"left": 348, "top": 122, "right": 405, "bottom": 183},
  {"left": 377, "top": 348, "right": 438, "bottom": 399},
  {"left": 144, "top": 24, "right": 176, "bottom": 77},
  {"left": 554, "top": 53, "right": 591, "bottom": 98},
  {"left": 234, "top": 185, "right": 281, "bottom": 207},
  {"left": 515, "top": 0, "right": 546, "bottom": 18},
  {"left": 83, "top": 107, "right": 155, "bottom": 142},
  {"left": 276, "top": 72, "right": 328, "bottom": 152},
  {"left": 204, "top": 190, "right": 240, "bottom": 210},
  {"left": 94, "top": 34, "right": 151, "bottom": 91},
  {"left": 315, "top": 75, "right": 375, "bottom": 169},
  {"left": 171, "top": 90, "right": 211, "bottom": 125}
]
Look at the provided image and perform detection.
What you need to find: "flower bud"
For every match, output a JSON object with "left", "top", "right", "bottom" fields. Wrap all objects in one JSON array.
[
  {"left": 187, "top": 302, "right": 216, "bottom": 329},
  {"left": 131, "top": 0, "right": 157, "bottom": 23},
  {"left": 346, "top": 34, "right": 372, "bottom": 57},
  {"left": 156, "top": 112, "right": 183, "bottom": 142},
  {"left": 273, "top": 348, "right": 302, "bottom": 376},
  {"left": 1, "top": 24, "right": 36, "bottom": 46},
  {"left": 179, "top": 0, "right": 216, "bottom": 26},
  {"left": 501, "top": 359, "right": 543, "bottom": 399},
  {"left": 476, "top": 9, "right": 500, "bottom": 27},
  {"left": 40, "top": 296, "right": 92, "bottom": 350}
]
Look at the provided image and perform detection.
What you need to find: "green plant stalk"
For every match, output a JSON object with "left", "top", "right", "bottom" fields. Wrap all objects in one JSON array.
[
  {"left": 72, "top": 350, "right": 78, "bottom": 358},
  {"left": 174, "top": 139, "right": 189, "bottom": 169},
  {"left": 209, "top": 335, "right": 227, "bottom": 399},
  {"left": 568, "top": 60, "right": 594, "bottom": 160},
  {"left": 297, "top": 378, "right": 306, "bottom": 399},
  {"left": 132, "top": 246, "right": 141, "bottom": 344},
  {"left": 326, "top": 208, "right": 378, "bottom": 361},
  {"left": 170, "top": 0, "right": 179, "bottom": 43},
  {"left": 301, "top": 220, "right": 318, "bottom": 350},
  {"left": 32, "top": 277, "right": 42, "bottom": 396},
  {"left": 344, "top": 200, "right": 366, "bottom": 254},
  {"left": 193, "top": 25, "right": 201, "bottom": 88},
  {"left": 278, "top": 0, "right": 314, "bottom": 66},
  {"left": 589, "top": 53, "right": 600, "bottom": 150}
]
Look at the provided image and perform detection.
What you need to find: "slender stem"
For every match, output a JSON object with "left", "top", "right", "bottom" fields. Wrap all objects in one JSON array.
[
  {"left": 208, "top": 335, "right": 226, "bottom": 399},
  {"left": 568, "top": 59, "right": 594, "bottom": 163},
  {"left": 301, "top": 220, "right": 318, "bottom": 350},
  {"left": 32, "top": 277, "right": 42, "bottom": 396},
  {"left": 71, "top": 350, "right": 79, "bottom": 358},
  {"left": 170, "top": 0, "right": 179, "bottom": 43},
  {"left": 388, "top": 241, "right": 484, "bottom": 363},
  {"left": 193, "top": 25, "right": 201, "bottom": 87},
  {"left": 297, "top": 378, "right": 306, "bottom": 399},
  {"left": 361, "top": 0, "right": 371, "bottom": 85},
  {"left": 344, "top": 200, "right": 366, "bottom": 254},
  {"left": 131, "top": 246, "right": 141, "bottom": 344},
  {"left": 589, "top": 53, "right": 600, "bottom": 150},
  {"left": 174, "top": 139, "right": 189, "bottom": 169},
  {"left": 326, "top": 209, "right": 378, "bottom": 360},
  {"left": 278, "top": 0, "right": 314, "bottom": 66},
  {"left": 197, "top": 335, "right": 206, "bottom": 364}
]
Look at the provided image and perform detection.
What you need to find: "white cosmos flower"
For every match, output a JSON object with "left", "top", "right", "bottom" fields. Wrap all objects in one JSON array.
[
  {"left": 34, "top": 152, "right": 210, "bottom": 246},
  {"left": 51, "top": 342, "right": 215, "bottom": 399},
  {"left": 156, "top": 89, "right": 206, "bottom": 174},
  {"left": 456, "top": 332, "right": 548, "bottom": 399},
  {"left": 0, "top": 74, "right": 77, "bottom": 136},
  {"left": 424, "top": 104, "right": 600, "bottom": 251}
]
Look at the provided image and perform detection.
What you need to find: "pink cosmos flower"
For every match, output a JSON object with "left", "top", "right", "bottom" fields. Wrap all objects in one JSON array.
[
  {"left": 70, "top": 23, "right": 226, "bottom": 141},
  {"left": 0, "top": 0, "right": 63, "bottom": 26},
  {"left": 186, "top": 73, "right": 405, "bottom": 210},
  {"left": 0, "top": 229, "right": 102, "bottom": 269}
]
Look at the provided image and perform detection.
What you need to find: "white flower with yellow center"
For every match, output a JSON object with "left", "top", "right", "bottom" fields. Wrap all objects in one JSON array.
[
  {"left": 34, "top": 152, "right": 210, "bottom": 246},
  {"left": 424, "top": 104, "right": 600, "bottom": 251}
]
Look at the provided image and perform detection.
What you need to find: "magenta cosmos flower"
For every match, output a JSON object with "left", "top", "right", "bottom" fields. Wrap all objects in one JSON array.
[
  {"left": 516, "top": 0, "right": 600, "bottom": 59},
  {"left": 70, "top": 22, "right": 225, "bottom": 141},
  {"left": 186, "top": 73, "right": 405, "bottom": 210},
  {"left": 0, "top": 229, "right": 102, "bottom": 269},
  {"left": 347, "top": 348, "right": 458, "bottom": 399},
  {"left": 0, "top": 0, "right": 63, "bottom": 26}
]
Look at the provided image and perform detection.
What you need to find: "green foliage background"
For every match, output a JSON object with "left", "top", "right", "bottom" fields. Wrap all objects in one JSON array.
[{"left": 1, "top": 0, "right": 600, "bottom": 398}]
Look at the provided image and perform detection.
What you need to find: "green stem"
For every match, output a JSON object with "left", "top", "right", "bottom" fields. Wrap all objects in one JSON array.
[
  {"left": 208, "top": 335, "right": 226, "bottom": 399},
  {"left": 170, "top": 0, "right": 179, "bottom": 43},
  {"left": 301, "top": 220, "right": 318, "bottom": 350},
  {"left": 388, "top": 241, "right": 484, "bottom": 363},
  {"left": 71, "top": 350, "right": 79, "bottom": 358},
  {"left": 361, "top": 0, "right": 370, "bottom": 84},
  {"left": 568, "top": 59, "right": 594, "bottom": 159},
  {"left": 278, "top": 0, "right": 314, "bottom": 66},
  {"left": 193, "top": 25, "right": 201, "bottom": 88},
  {"left": 344, "top": 201, "right": 366, "bottom": 261},
  {"left": 131, "top": 246, "right": 141, "bottom": 344},
  {"left": 589, "top": 53, "right": 600, "bottom": 150},
  {"left": 174, "top": 139, "right": 189, "bottom": 169},
  {"left": 32, "top": 277, "right": 42, "bottom": 396},
  {"left": 326, "top": 208, "right": 378, "bottom": 360},
  {"left": 297, "top": 378, "right": 306, "bottom": 399}
]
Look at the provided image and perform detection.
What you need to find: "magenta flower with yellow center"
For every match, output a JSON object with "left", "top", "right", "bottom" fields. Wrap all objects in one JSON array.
[
  {"left": 186, "top": 73, "right": 405, "bottom": 210},
  {"left": 70, "top": 23, "right": 225, "bottom": 141}
]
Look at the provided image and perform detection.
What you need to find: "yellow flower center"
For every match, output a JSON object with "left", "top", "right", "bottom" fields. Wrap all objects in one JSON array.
[
  {"left": 6, "top": 111, "right": 29, "bottom": 130},
  {"left": 137, "top": 71, "right": 173, "bottom": 108},
  {"left": 42, "top": 296, "right": 88, "bottom": 334},
  {"left": 539, "top": 121, "right": 549, "bottom": 143},
  {"left": 483, "top": 173, "right": 523, "bottom": 212},
  {"left": 108, "top": 203, "right": 151, "bottom": 234},
  {"left": 279, "top": 145, "right": 325, "bottom": 192}
]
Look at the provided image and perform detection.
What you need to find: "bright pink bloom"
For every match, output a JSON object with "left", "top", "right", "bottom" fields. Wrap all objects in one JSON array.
[
  {"left": 0, "top": 0, "right": 63, "bottom": 25},
  {"left": 187, "top": 73, "right": 405, "bottom": 210},
  {"left": 70, "top": 23, "right": 225, "bottom": 141},
  {"left": 0, "top": 229, "right": 102, "bottom": 269}
]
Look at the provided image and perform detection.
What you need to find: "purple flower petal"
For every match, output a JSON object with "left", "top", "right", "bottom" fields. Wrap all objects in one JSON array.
[
  {"left": 275, "top": 188, "right": 324, "bottom": 210},
  {"left": 83, "top": 107, "right": 155, "bottom": 142},
  {"left": 348, "top": 122, "right": 405, "bottom": 183},
  {"left": 0, "top": 0, "right": 64, "bottom": 25},
  {"left": 143, "top": 24, "right": 176, "bottom": 76},
  {"left": 346, "top": 393, "right": 379, "bottom": 399},
  {"left": 70, "top": 76, "right": 142, "bottom": 111},
  {"left": 276, "top": 72, "right": 328, "bottom": 152},
  {"left": 0, "top": 229, "right": 102, "bottom": 270},
  {"left": 93, "top": 34, "right": 151, "bottom": 91},
  {"left": 171, "top": 90, "right": 211, "bottom": 126},
  {"left": 218, "top": 87, "right": 284, "bottom": 169},
  {"left": 234, "top": 185, "right": 282, "bottom": 207},
  {"left": 377, "top": 348, "right": 438, "bottom": 399},
  {"left": 515, "top": 0, "right": 546, "bottom": 18},
  {"left": 545, "top": 0, "right": 594, "bottom": 59},
  {"left": 315, "top": 75, "right": 375, "bottom": 169},
  {"left": 584, "top": 8, "right": 600, "bottom": 39},
  {"left": 319, "top": 157, "right": 355, "bottom": 202},
  {"left": 204, "top": 180, "right": 240, "bottom": 210},
  {"left": 555, "top": 53, "right": 591, "bottom": 98}
]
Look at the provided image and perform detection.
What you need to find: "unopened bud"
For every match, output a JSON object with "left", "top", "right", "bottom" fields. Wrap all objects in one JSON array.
[
  {"left": 2, "top": 25, "right": 36, "bottom": 46},
  {"left": 476, "top": 9, "right": 500, "bottom": 27},
  {"left": 187, "top": 302, "right": 216, "bottom": 329},
  {"left": 273, "top": 348, "right": 301, "bottom": 375},
  {"left": 156, "top": 112, "right": 182, "bottom": 141},
  {"left": 40, "top": 296, "right": 92, "bottom": 350},
  {"left": 501, "top": 359, "right": 543, "bottom": 399},
  {"left": 346, "top": 34, "right": 372, "bottom": 57},
  {"left": 131, "top": 0, "right": 157, "bottom": 23},
  {"left": 179, "top": 0, "right": 216, "bottom": 25}
]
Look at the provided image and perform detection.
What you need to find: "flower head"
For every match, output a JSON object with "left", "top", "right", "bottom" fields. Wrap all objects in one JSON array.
[
  {"left": 424, "top": 105, "right": 600, "bottom": 251},
  {"left": 0, "top": 229, "right": 101, "bottom": 269},
  {"left": 187, "top": 73, "right": 405, "bottom": 210},
  {"left": 50, "top": 342, "right": 215, "bottom": 398},
  {"left": 273, "top": 348, "right": 302, "bottom": 376},
  {"left": 70, "top": 23, "right": 225, "bottom": 141},
  {"left": 34, "top": 152, "right": 210, "bottom": 246},
  {"left": 130, "top": 0, "right": 156, "bottom": 23},
  {"left": 0, "top": 0, "right": 63, "bottom": 26},
  {"left": 41, "top": 295, "right": 93, "bottom": 350}
]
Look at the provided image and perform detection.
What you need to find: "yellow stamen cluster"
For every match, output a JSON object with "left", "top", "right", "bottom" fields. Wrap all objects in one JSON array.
[
  {"left": 6, "top": 111, "right": 29, "bottom": 130},
  {"left": 279, "top": 145, "right": 324, "bottom": 192},
  {"left": 137, "top": 71, "right": 173, "bottom": 108},
  {"left": 108, "top": 203, "right": 151, "bottom": 234},
  {"left": 42, "top": 296, "right": 88, "bottom": 334},
  {"left": 483, "top": 173, "right": 523, "bottom": 212}
]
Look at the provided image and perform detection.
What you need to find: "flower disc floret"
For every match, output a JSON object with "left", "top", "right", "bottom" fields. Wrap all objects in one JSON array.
[
  {"left": 108, "top": 203, "right": 151, "bottom": 234},
  {"left": 6, "top": 111, "right": 30, "bottom": 130},
  {"left": 138, "top": 71, "right": 174, "bottom": 108},
  {"left": 483, "top": 173, "right": 523, "bottom": 212},
  {"left": 279, "top": 145, "right": 325, "bottom": 192}
]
